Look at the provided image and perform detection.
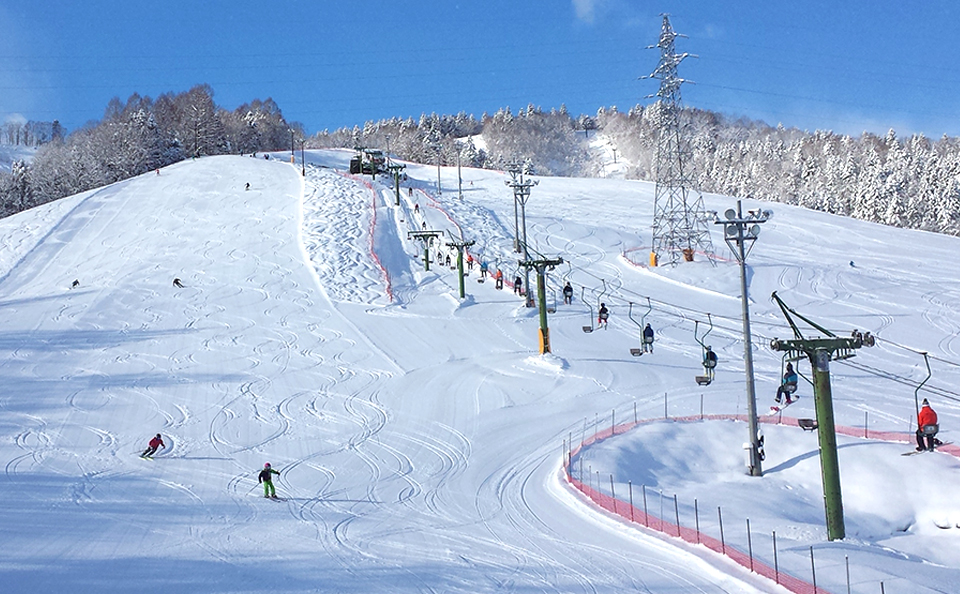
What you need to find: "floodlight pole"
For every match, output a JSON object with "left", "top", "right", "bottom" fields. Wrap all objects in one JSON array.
[
  {"left": 436, "top": 144, "right": 442, "bottom": 196},
  {"left": 457, "top": 149, "right": 463, "bottom": 200},
  {"left": 505, "top": 166, "right": 538, "bottom": 307},
  {"left": 299, "top": 138, "right": 306, "bottom": 176},
  {"left": 446, "top": 238, "right": 476, "bottom": 299},
  {"left": 715, "top": 200, "right": 768, "bottom": 477}
]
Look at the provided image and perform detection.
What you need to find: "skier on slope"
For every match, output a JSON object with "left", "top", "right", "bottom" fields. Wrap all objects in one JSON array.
[
  {"left": 916, "top": 399, "right": 940, "bottom": 452},
  {"left": 562, "top": 282, "right": 573, "bottom": 305},
  {"left": 259, "top": 463, "right": 281, "bottom": 498},
  {"left": 141, "top": 433, "right": 165, "bottom": 458},
  {"left": 775, "top": 362, "right": 799, "bottom": 405}
]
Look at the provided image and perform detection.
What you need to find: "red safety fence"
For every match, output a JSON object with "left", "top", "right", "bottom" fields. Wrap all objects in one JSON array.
[
  {"left": 563, "top": 410, "right": 960, "bottom": 594},
  {"left": 336, "top": 172, "right": 394, "bottom": 303}
]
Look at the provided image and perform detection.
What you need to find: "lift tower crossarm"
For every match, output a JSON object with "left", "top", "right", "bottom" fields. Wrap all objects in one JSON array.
[
  {"left": 445, "top": 237, "right": 476, "bottom": 299},
  {"left": 769, "top": 293, "right": 875, "bottom": 542},
  {"left": 519, "top": 256, "right": 563, "bottom": 354},
  {"left": 407, "top": 230, "right": 441, "bottom": 271}
]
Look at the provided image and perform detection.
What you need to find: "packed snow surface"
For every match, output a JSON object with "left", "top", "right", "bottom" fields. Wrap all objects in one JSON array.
[{"left": 1, "top": 149, "right": 959, "bottom": 593}]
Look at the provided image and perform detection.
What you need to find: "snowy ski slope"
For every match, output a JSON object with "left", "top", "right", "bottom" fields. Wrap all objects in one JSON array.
[{"left": 1, "top": 150, "right": 958, "bottom": 593}]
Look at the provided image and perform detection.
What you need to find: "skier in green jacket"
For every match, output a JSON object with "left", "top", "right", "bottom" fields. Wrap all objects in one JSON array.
[{"left": 259, "top": 462, "right": 280, "bottom": 498}]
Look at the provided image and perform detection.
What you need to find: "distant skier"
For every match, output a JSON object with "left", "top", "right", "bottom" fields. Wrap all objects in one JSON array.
[
  {"left": 514, "top": 275, "right": 523, "bottom": 296},
  {"left": 173, "top": 277, "right": 184, "bottom": 288},
  {"left": 259, "top": 462, "right": 281, "bottom": 498},
  {"left": 598, "top": 303, "right": 609, "bottom": 328},
  {"left": 495, "top": 270, "right": 503, "bottom": 290},
  {"left": 775, "top": 362, "right": 799, "bottom": 404},
  {"left": 563, "top": 282, "right": 573, "bottom": 305},
  {"left": 642, "top": 323, "right": 655, "bottom": 353},
  {"left": 245, "top": 183, "right": 250, "bottom": 191},
  {"left": 916, "top": 399, "right": 940, "bottom": 452},
  {"left": 141, "top": 433, "right": 165, "bottom": 458},
  {"left": 414, "top": 203, "right": 419, "bottom": 214},
  {"left": 71, "top": 279, "right": 80, "bottom": 289}
]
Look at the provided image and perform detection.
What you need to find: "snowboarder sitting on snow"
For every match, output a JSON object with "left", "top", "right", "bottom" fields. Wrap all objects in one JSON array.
[
  {"left": 563, "top": 282, "right": 573, "bottom": 305},
  {"left": 514, "top": 275, "right": 524, "bottom": 296},
  {"left": 916, "top": 399, "right": 940, "bottom": 452},
  {"left": 141, "top": 433, "right": 165, "bottom": 458},
  {"left": 259, "top": 462, "right": 281, "bottom": 498},
  {"left": 775, "top": 362, "right": 799, "bottom": 404},
  {"left": 598, "top": 303, "right": 609, "bottom": 328},
  {"left": 642, "top": 323, "right": 655, "bottom": 352}
]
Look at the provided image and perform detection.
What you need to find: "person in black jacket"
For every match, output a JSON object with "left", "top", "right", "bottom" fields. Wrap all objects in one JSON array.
[{"left": 259, "top": 462, "right": 281, "bottom": 498}]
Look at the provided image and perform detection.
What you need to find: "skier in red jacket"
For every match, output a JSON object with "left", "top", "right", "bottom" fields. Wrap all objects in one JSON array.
[
  {"left": 916, "top": 399, "right": 939, "bottom": 452},
  {"left": 141, "top": 433, "right": 165, "bottom": 458}
]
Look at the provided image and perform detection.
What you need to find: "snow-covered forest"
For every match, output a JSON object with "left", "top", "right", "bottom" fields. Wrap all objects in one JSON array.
[
  {"left": 5, "top": 88, "right": 960, "bottom": 237},
  {"left": 319, "top": 104, "right": 960, "bottom": 236},
  {"left": 0, "top": 85, "right": 303, "bottom": 218}
]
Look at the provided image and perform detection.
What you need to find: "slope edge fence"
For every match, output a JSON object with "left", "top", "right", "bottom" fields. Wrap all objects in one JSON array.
[{"left": 562, "top": 412, "right": 959, "bottom": 594}]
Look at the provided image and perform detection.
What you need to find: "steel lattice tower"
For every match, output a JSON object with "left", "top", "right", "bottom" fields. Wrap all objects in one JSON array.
[{"left": 645, "top": 15, "right": 715, "bottom": 267}]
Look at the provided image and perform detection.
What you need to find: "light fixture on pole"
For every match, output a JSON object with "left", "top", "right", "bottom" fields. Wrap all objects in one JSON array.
[{"left": 715, "top": 200, "right": 769, "bottom": 477}]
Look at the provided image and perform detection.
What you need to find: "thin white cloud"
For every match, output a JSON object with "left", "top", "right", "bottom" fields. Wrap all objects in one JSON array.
[{"left": 573, "top": 0, "right": 600, "bottom": 23}]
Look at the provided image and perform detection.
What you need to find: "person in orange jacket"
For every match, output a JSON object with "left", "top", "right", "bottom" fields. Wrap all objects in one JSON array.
[
  {"left": 495, "top": 269, "right": 503, "bottom": 290},
  {"left": 916, "top": 398, "right": 940, "bottom": 452}
]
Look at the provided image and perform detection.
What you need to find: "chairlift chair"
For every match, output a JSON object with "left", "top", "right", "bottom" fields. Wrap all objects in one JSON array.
[
  {"left": 694, "top": 314, "right": 715, "bottom": 386},
  {"left": 547, "top": 287, "right": 557, "bottom": 314},
  {"left": 581, "top": 286, "right": 594, "bottom": 333},
  {"left": 628, "top": 299, "right": 653, "bottom": 357}
]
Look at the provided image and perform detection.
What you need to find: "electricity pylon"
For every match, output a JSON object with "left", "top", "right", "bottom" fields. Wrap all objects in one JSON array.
[{"left": 643, "top": 14, "right": 715, "bottom": 267}]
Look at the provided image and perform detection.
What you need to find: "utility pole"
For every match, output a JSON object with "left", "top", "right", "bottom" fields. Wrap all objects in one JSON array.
[
  {"left": 407, "top": 230, "right": 441, "bottom": 271},
  {"left": 457, "top": 148, "right": 463, "bottom": 200},
  {"left": 436, "top": 143, "right": 442, "bottom": 196},
  {"left": 388, "top": 163, "right": 406, "bottom": 206},
  {"left": 715, "top": 200, "right": 768, "bottom": 477},
  {"left": 519, "top": 256, "right": 563, "bottom": 353},
  {"left": 445, "top": 238, "right": 476, "bottom": 299},
  {"left": 770, "top": 292, "right": 875, "bottom": 541},
  {"left": 299, "top": 138, "right": 306, "bottom": 176},
  {"left": 505, "top": 163, "right": 538, "bottom": 307}
]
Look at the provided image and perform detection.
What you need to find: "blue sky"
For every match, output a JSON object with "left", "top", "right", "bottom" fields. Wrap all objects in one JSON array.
[{"left": 3, "top": 0, "right": 960, "bottom": 138}]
